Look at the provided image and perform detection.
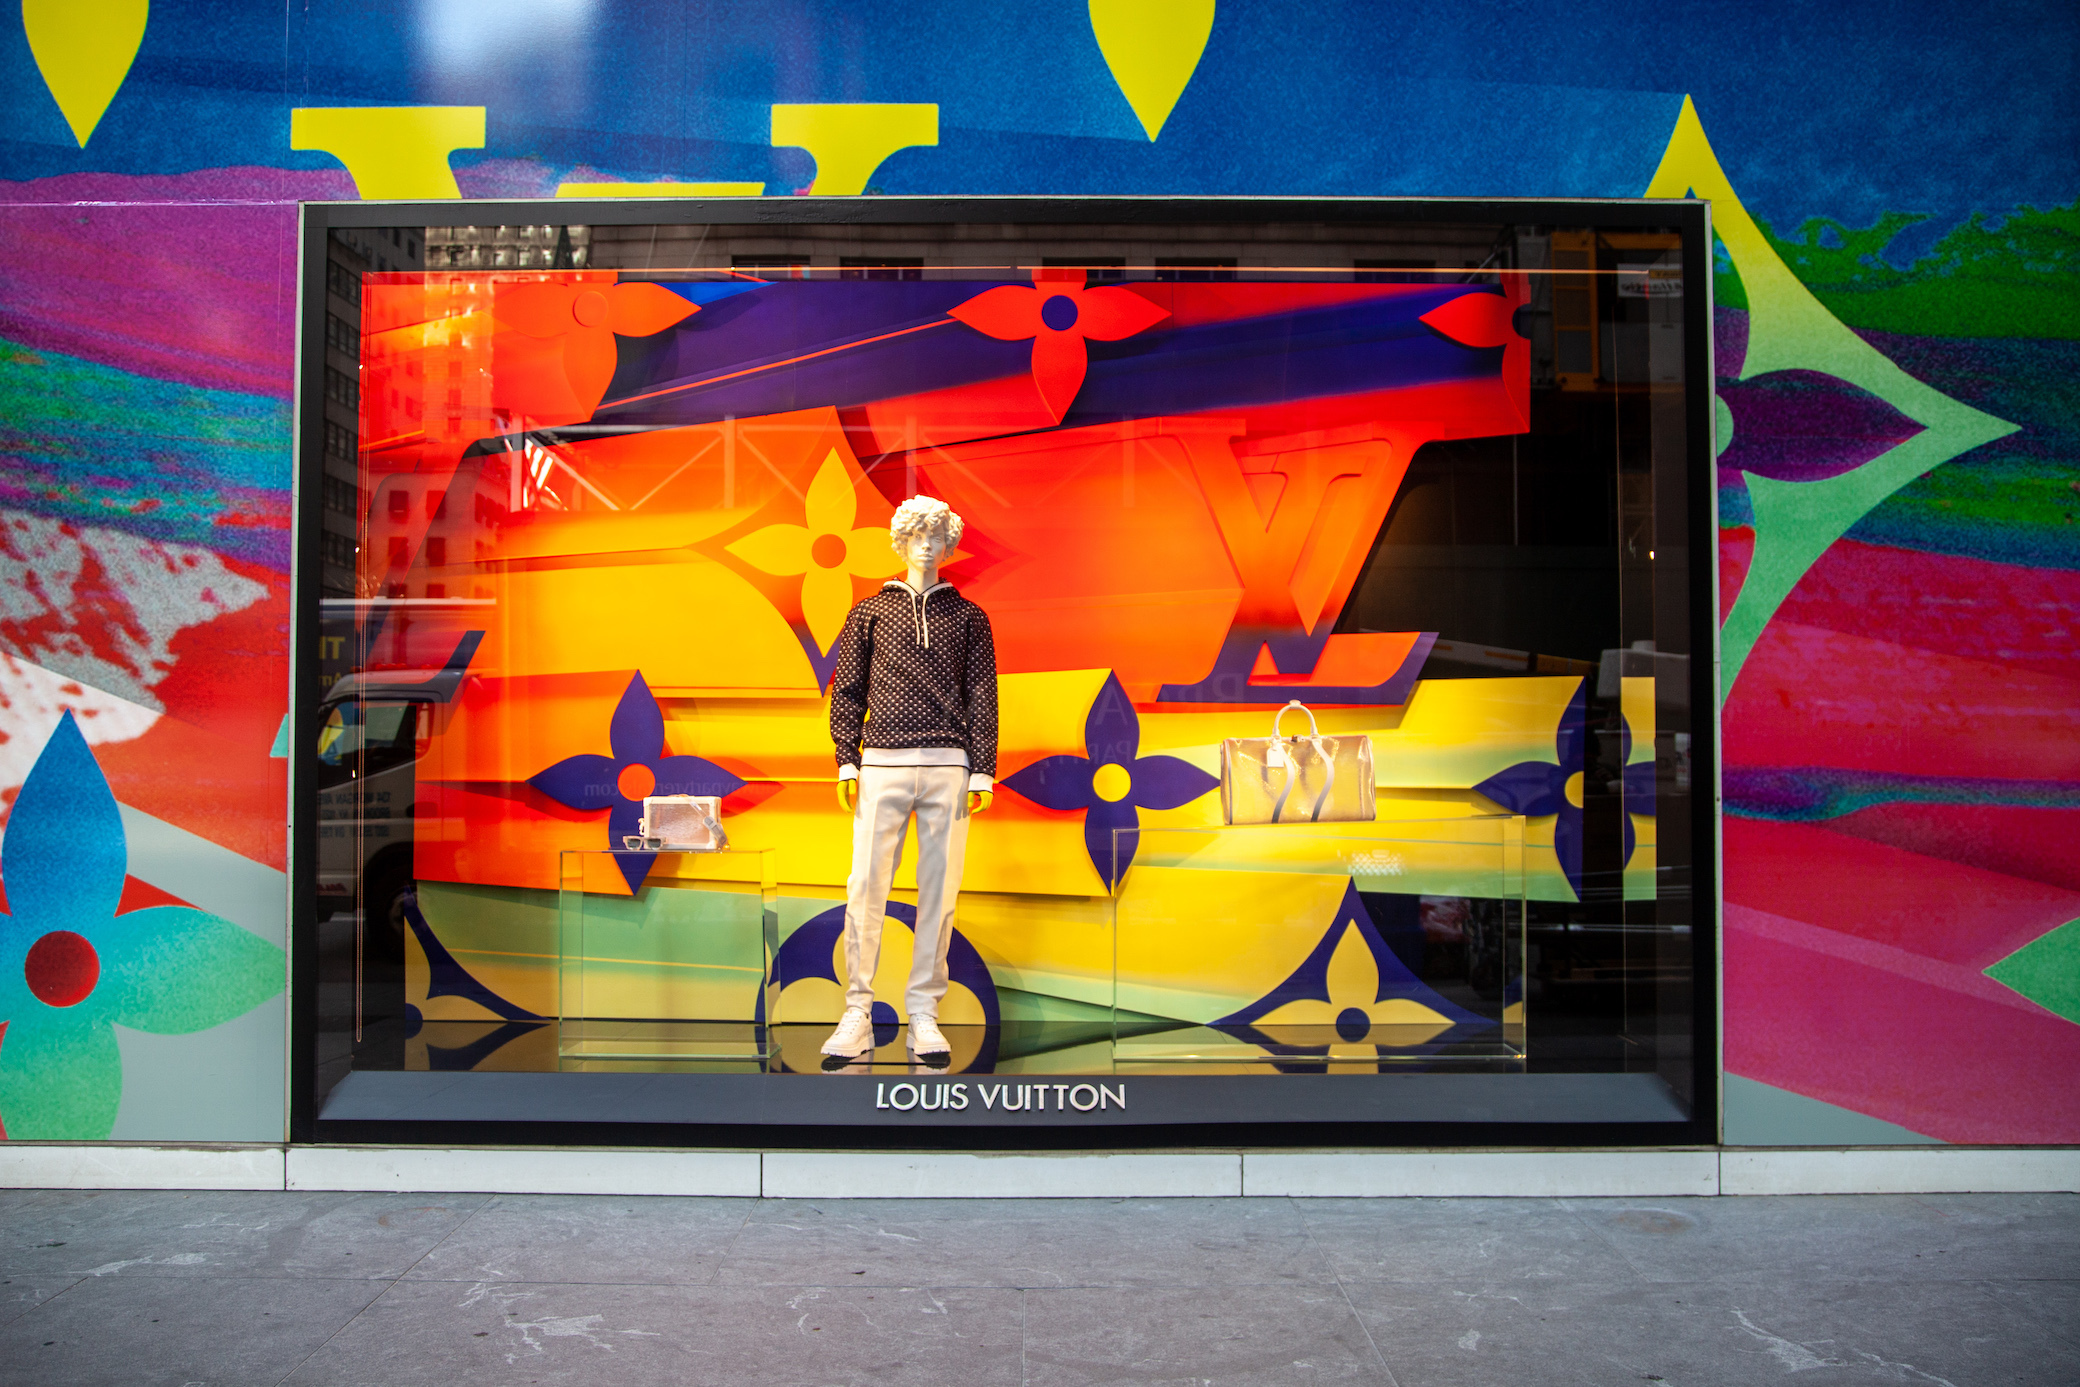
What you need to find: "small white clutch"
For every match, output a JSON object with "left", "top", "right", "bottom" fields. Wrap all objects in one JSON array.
[{"left": 627, "top": 794, "right": 729, "bottom": 851}]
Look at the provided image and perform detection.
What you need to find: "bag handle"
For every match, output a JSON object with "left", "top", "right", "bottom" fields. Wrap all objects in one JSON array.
[
  {"left": 1267, "top": 701, "right": 1337, "bottom": 824},
  {"left": 1310, "top": 744, "right": 1336, "bottom": 822},
  {"left": 1272, "top": 700, "right": 1319, "bottom": 740}
]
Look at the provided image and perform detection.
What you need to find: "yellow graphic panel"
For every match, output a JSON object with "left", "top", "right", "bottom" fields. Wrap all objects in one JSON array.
[
  {"left": 1257, "top": 922, "right": 1453, "bottom": 1047},
  {"left": 1115, "top": 867, "right": 1349, "bottom": 1022},
  {"left": 1089, "top": 0, "right": 1216, "bottom": 141},
  {"left": 558, "top": 182, "right": 765, "bottom": 197},
  {"left": 24, "top": 0, "right": 146, "bottom": 147},
  {"left": 290, "top": 106, "right": 486, "bottom": 199},
  {"left": 1623, "top": 674, "right": 1658, "bottom": 899},
  {"left": 770, "top": 104, "right": 938, "bottom": 194}
]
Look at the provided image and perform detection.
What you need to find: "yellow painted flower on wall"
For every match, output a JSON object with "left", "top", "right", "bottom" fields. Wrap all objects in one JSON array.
[
  {"left": 725, "top": 449, "right": 902, "bottom": 653},
  {"left": 1254, "top": 919, "right": 1456, "bottom": 1053}
]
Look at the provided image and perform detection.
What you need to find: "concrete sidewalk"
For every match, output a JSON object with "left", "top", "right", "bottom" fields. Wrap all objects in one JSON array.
[{"left": 0, "top": 1189, "right": 2072, "bottom": 1385}]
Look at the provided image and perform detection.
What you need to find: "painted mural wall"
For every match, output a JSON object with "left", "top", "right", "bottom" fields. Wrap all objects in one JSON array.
[{"left": 0, "top": 0, "right": 2072, "bottom": 1144}]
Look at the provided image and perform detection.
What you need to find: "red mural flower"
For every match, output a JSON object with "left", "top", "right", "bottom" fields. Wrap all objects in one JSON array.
[
  {"left": 493, "top": 276, "right": 699, "bottom": 422},
  {"left": 948, "top": 269, "right": 1169, "bottom": 421}
]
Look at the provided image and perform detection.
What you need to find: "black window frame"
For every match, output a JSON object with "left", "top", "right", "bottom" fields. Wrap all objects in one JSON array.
[{"left": 291, "top": 195, "right": 1721, "bottom": 1151}]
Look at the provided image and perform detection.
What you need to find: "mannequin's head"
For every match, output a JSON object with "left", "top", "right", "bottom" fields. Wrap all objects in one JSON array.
[{"left": 889, "top": 495, "right": 963, "bottom": 573}]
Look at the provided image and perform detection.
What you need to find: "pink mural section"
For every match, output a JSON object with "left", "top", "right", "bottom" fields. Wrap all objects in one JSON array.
[
  {"left": 0, "top": 177, "right": 303, "bottom": 1138},
  {"left": 1721, "top": 539, "right": 2080, "bottom": 1142},
  {"left": 0, "top": 179, "right": 305, "bottom": 868}
]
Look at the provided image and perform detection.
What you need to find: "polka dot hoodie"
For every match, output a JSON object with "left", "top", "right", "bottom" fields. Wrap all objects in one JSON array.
[{"left": 829, "top": 580, "right": 999, "bottom": 780}]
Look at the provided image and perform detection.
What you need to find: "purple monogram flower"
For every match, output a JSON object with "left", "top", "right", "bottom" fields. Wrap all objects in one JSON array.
[
  {"left": 528, "top": 672, "right": 746, "bottom": 893},
  {"left": 1002, "top": 673, "right": 1218, "bottom": 889},
  {"left": 1473, "top": 681, "right": 1588, "bottom": 896}
]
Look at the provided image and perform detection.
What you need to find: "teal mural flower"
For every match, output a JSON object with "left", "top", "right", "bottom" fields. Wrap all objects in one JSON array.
[{"left": 0, "top": 712, "right": 284, "bottom": 1139}]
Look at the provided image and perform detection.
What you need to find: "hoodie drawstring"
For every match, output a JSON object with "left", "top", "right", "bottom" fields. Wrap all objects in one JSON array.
[{"left": 887, "top": 580, "right": 943, "bottom": 649}]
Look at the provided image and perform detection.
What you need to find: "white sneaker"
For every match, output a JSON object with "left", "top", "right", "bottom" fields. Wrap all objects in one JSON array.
[
  {"left": 908, "top": 1014, "right": 950, "bottom": 1055},
  {"left": 821, "top": 1006, "right": 874, "bottom": 1057}
]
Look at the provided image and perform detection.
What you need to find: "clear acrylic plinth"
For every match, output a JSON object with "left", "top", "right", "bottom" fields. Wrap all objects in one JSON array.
[
  {"left": 557, "top": 848, "right": 778, "bottom": 1063},
  {"left": 1110, "top": 817, "right": 1527, "bottom": 1069}
]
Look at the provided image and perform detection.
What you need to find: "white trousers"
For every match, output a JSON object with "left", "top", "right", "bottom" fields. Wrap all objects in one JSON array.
[{"left": 843, "top": 764, "right": 970, "bottom": 1018}]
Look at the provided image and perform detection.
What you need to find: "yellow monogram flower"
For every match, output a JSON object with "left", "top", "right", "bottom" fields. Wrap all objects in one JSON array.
[
  {"left": 727, "top": 449, "right": 901, "bottom": 652},
  {"left": 1256, "top": 921, "right": 1454, "bottom": 1056}
]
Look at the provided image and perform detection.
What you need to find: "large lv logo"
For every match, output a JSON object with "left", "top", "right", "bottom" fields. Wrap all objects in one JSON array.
[{"left": 1170, "top": 423, "right": 1412, "bottom": 673}]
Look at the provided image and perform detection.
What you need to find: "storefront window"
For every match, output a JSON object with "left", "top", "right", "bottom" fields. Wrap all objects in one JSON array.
[{"left": 294, "top": 202, "right": 1715, "bottom": 1143}]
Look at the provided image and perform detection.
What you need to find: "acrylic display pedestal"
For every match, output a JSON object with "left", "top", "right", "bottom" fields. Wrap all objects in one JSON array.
[
  {"left": 556, "top": 848, "right": 778, "bottom": 1064},
  {"left": 1108, "top": 818, "right": 1527, "bottom": 1070}
]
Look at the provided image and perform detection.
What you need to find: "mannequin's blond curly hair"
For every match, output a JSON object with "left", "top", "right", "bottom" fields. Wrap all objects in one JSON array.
[{"left": 889, "top": 494, "right": 964, "bottom": 549}]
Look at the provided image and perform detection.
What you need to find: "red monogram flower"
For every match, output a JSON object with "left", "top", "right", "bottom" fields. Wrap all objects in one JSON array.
[
  {"left": 494, "top": 276, "right": 699, "bottom": 422},
  {"left": 947, "top": 269, "right": 1170, "bottom": 421}
]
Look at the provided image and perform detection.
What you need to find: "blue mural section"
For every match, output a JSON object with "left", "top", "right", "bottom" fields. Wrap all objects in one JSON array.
[{"left": 2, "top": 2, "right": 2072, "bottom": 236}]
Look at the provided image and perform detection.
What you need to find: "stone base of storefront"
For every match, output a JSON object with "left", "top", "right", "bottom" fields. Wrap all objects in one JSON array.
[{"left": 2, "top": 1144, "right": 2075, "bottom": 1196}]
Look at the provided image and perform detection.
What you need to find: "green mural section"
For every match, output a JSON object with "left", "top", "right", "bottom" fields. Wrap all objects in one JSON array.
[
  {"left": 1761, "top": 203, "right": 2080, "bottom": 342},
  {"left": 1644, "top": 97, "right": 2021, "bottom": 696},
  {"left": 1986, "top": 918, "right": 2080, "bottom": 1026}
]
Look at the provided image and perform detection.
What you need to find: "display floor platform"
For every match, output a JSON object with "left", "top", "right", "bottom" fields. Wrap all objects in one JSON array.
[
  {"left": 321, "top": 1021, "right": 1688, "bottom": 1128},
  {"left": 318, "top": 1067, "right": 1689, "bottom": 1128}
]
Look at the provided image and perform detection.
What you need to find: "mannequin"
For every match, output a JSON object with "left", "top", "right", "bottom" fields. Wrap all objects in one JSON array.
[{"left": 823, "top": 496, "right": 997, "bottom": 1062}]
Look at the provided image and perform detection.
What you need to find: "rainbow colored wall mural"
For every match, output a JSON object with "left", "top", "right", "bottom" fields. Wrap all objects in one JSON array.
[{"left": 0, "top": 1, "right": 2073, "bottom": 1143}]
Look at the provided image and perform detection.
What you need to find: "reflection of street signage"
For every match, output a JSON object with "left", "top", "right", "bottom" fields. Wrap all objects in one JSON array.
[
  {"left": 1616, "top": 267, "right": 1683, "bottom": 298},
  {"left": 875, "top": 1080, "right": 1127, "bottom": 1112}
]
